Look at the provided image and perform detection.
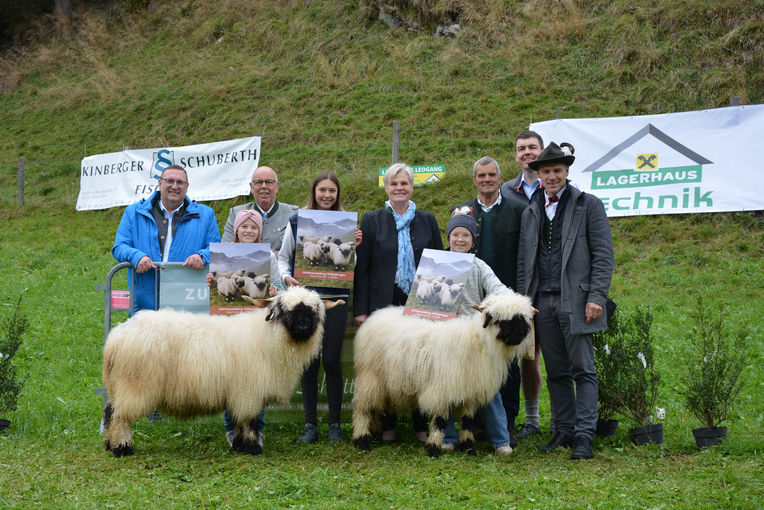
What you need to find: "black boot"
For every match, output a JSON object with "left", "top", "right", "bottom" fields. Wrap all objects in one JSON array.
[
  {"left": 537, "top": 432, "right": 574, "bottom": 452},
  {"left": 571, "top": 435, "right": 593, "bottom": 460}
]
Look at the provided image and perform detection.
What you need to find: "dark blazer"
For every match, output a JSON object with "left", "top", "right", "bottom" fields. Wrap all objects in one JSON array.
[
  {"left": 518, "top": 185, "right": 614, "bottom": 335},
  {"left": 451, "top": 196, "right": 526, "bottom": 291},
  {"left": 353, "top": 207, "right": 443, "bottom": 317}
]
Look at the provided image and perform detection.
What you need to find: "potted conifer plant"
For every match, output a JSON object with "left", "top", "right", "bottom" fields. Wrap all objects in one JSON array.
[
  {"left": 603, "top": 305, "right": 663, "bottom": 445},
  {"left": 682, "top": 298, "right": 748, "bottom": 450},
  {"left": 0, "top": 296, "right": 28, "bottom": 431},
  {"left": 593, "top": 308, "right": 625, "bottom": 437}
]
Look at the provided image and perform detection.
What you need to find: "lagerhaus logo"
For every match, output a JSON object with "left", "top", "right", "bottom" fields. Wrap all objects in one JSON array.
[{"left": 581, "top": 124, "right": 714, "bottom": 212}]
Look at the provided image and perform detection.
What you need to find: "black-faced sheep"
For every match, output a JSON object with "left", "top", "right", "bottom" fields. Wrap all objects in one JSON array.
[
  {"left": 327, "top": 242, "right": 354, "bottom": 271},
  {"left": 351, "top": 291, "right": 535, "bottom": 457},
  {"left": 216, "top": 275, "right": 239, "bottom": 302},
  {"left": 437, "top": 282, "right": 463, "bottom": 310},
  {"left": 236, "top": 274, "right": 269, "bottom": 300},
  {"left": 302, "top": 241, "right": 325, "bottom": 266},
  {"left": 102, "top": 287, "right": 341, "bottom": 457}
]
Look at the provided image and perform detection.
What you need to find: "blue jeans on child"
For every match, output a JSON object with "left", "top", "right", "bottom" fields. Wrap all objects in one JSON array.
[
  {"left": 443, "top": 391, "right": 510, "bottom": 448},
  {"left": 224, "top": 410, "right": 265, "bottom": 434}
]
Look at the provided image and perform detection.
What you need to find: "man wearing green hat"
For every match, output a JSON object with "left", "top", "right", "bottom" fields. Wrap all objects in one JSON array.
[{"left": 517, "top": 142, "right": 614, "bottom": 460}]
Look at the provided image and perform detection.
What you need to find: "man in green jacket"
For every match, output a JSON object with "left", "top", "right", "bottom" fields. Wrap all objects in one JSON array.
[{"left": 451, "top": 156, "right": 527, "bottom": 443}]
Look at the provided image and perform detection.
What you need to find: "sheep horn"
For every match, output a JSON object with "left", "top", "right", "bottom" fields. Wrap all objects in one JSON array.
[
  {"left": 532, "top": 307, "right": 539, "bottom": 315},
  {"left": 469, "top": 304, "right": 485, "bottom": 313},
  {"left": 323, "top": 299, "right": 345, "bottom": 310},
  {"left": 241, "top": 295, "right": 271, "bottom": 308}
]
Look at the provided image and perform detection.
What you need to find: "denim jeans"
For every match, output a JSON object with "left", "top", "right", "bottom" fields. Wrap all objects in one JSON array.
[{"left": 443, "top": 390, "right": 510, "bottom": 448}]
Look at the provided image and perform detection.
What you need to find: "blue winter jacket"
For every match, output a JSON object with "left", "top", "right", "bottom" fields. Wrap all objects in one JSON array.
[{"left": 112, "top": 191, "right": 221, "bottom": 312}]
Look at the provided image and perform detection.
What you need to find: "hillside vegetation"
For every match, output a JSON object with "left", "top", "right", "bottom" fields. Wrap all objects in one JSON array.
[{"left": 0, "top": 1, "right": 762, "bottom": 507}]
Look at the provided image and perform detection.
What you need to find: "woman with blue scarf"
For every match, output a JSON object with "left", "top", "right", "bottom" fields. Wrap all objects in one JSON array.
[{"left": 353, "top": 163, "right": 443, "bottom": 443}]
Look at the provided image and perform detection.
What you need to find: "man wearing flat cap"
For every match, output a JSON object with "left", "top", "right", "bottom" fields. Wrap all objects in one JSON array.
[{"left": 517, "top": 142, "right": 614, "bottom": 460}]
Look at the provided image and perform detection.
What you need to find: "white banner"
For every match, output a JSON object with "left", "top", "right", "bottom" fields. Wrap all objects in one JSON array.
[
  {"left": 530, "top": 105, "right": 764, "bottom": 217},
  {"left": 76, "top": 136, "right": 261, "bottom": 211}
]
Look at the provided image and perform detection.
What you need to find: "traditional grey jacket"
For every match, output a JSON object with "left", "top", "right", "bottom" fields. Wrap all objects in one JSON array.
[
  {"left": 221, "top": 201, "right": 298, "bottom": 251},
  {"left": 517, "top": 185, "right": 614, "bottom": 335}
]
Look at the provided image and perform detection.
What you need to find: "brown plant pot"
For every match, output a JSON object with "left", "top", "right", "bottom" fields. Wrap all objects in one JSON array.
[
  {"left": 630, "top": 423, "right": 663, "bottom": 445},
  {"left": 596, "top": 418, "right": 619, "bottom": 438},
  {"left": 0, "top": 419, "right": 10, "bottom": 431},
  {"left": 692, "top": 426, "right": 727, "bottom": 450}
]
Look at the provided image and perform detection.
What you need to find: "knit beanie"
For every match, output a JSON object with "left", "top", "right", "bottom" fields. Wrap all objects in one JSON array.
[{"left": 447, "top": 213, "right": 478, "bottom": 241}]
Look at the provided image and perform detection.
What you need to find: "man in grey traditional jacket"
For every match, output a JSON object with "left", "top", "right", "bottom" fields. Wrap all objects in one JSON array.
[
  {"left": 221, "top": 166, "right": 298, "bottom": 251},
  {"left": 517, "top": 142, "right": 614, "bottom": 460}
]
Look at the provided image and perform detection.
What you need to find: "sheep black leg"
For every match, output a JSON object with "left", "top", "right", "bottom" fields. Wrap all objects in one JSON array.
[
  {"left": 354, "top": 435, "right": 372, "bottom": 451},
  {"left": 458, "top": 415, "right": 477, "bottom": 456},
  {"left": 426, "top": 416, "right": 447, "bottom": 458},
  {"left": 232, "top": 418, "right": 262, "bottom": 455}
]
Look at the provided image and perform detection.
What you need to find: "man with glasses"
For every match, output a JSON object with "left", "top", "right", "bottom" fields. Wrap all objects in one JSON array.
[
  {"left": 221, "top": 166, "right": 298, "bottom": 251},
  {"left": 113, "top": 164, "right": 220, "bottom": 313}
]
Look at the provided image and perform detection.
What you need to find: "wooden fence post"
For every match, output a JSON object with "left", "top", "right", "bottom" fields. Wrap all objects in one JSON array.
[
  {"left": 392, "top": 120, "right": 400, "bottom": 164},
  {"left": 17, "top": 156, "right": 24, "bottom": 206}
]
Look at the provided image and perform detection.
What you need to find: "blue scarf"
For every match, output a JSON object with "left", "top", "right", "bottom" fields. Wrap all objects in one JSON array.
[{"left": 386, "top": 200, "right": 417, "bottom": 294}]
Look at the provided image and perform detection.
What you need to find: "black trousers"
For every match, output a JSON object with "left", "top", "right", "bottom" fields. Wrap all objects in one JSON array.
[{"left": 301, "top": 299, "right": 348, "bottom": 425}]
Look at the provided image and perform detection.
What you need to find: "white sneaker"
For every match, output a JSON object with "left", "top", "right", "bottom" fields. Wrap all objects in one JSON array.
[
  {"left": 495, "top": 445, "right": 514, "bottom": 455},
  {"left": 441, "top": 443, "right": 455, "bottom": 451},
  {"left": 225, "top": 430, "right": 235, "bottom": 447}
]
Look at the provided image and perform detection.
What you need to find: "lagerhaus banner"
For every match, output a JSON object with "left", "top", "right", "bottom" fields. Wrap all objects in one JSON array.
[
  {"left": 76, "top": 136, "right": 261, "bottom": 211},
  {"left": 530, "top": 105, "right": 764, "bottom": 217}
]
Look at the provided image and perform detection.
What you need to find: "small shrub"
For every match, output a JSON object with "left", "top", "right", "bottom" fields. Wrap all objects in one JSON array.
[
  {"left": 598, "top": 305, "right": 660, "bottom": 427},
  {"left": 0, "top": 295, "right": 28, "bottom": 418},
  {"left": 593, "top": 307, "right": 626, "bottom": 421},
  {"left": 682, "top": 298, "right": 748, "bottom": 429}
]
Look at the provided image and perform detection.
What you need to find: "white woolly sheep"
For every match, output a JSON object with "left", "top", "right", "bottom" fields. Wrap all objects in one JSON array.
[
  {"left": 415, "top": 280, "right": 441, "bottom": 305},
  {"left": 216, "top": 275, "right": 239, "bottom": 302},
  {"left": 351, "top": 291, "right": 535, "bottom": 457},
  {"left": 302, "top": 241, "right": 325, "bottom": 266},
  {"left": 437, "top": 282, "right": 463, "bottom": 310},
  {"left": 102, "top": 287, "right": 341, "bottom": 457},
  {"left": 326, "top": 242, "right": 354, "bottom": 271},
  {"left": 235, "top": 274, "right": 269, "bottom": 300}
]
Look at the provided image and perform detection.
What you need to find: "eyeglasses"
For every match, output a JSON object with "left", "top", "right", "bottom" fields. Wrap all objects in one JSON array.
[
  {"left": 161, "top": 179, "right": 188, "bottom": 187},
  {"left": 252, "top": 179, "right": 277, "bottom": 187}
]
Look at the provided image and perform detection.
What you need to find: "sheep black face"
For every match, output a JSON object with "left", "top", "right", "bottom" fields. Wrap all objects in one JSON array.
[
  {"left": 266, "top": 301, "right": 319, "bottom": 342},
  {"left": 483, "top": 312, "right": 530, "bottom": 346}
]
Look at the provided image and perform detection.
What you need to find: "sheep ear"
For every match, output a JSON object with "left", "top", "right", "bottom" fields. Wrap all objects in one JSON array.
[
  {"left": 323, "top": 299, "right": 346, "bottom": 311},
  {"left": 482, "top": 311, "right": 493, "bottom": 329},
  {"left": 469, "top": 305, "right": 485, "bottom": 313}
]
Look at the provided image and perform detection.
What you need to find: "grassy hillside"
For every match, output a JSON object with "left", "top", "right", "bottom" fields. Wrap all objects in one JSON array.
[{"left": 0, "top": 0, "right": 762, "bottom": 507}]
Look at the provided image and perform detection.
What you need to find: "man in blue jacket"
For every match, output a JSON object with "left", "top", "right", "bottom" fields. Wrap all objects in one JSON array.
[{"left": 113, "top": 164, "right": 220, "bottom": 312}]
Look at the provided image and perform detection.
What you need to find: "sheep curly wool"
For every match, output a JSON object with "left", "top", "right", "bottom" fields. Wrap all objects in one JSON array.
[
  {"left": 102, "top": 287, "right": 332, "bottom": 457},
  {"left": 351, "top": 290, "right": 535, "bottom": 457}
]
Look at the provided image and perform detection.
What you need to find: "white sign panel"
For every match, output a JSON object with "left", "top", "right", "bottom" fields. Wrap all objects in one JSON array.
[
  {"left": 76, "top": 136, "right": 261, "bottom": 211},
  {"left": 531, "top": 105, "right": 764, "bottom": 217}
]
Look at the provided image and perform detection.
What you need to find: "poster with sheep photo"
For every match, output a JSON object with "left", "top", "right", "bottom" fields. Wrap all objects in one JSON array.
[
  {"left": 293, "top": 209, "right": 358, "bottom": 289},
  {"left": 208, "top": 242, "right": 273, "bottom": 315},
  {"left": 403, "top": 248, "right": 474, "bottom": 320}
]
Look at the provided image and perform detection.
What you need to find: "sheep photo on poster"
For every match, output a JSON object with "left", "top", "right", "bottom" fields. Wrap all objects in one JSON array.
[
  {"left": 294, "top": 209, "right": 358, "bottom": 289},
  {"left": 208, "top": 242, "right": 273, "bottom": 315},
  {"left": 404, "top": 248, "right": 474, "bottom": 320}
]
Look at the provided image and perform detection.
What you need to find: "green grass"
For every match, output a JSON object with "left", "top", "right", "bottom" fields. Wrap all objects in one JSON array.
[{"left": 0, "top": 0, "right": 763, "bottom": 507}]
